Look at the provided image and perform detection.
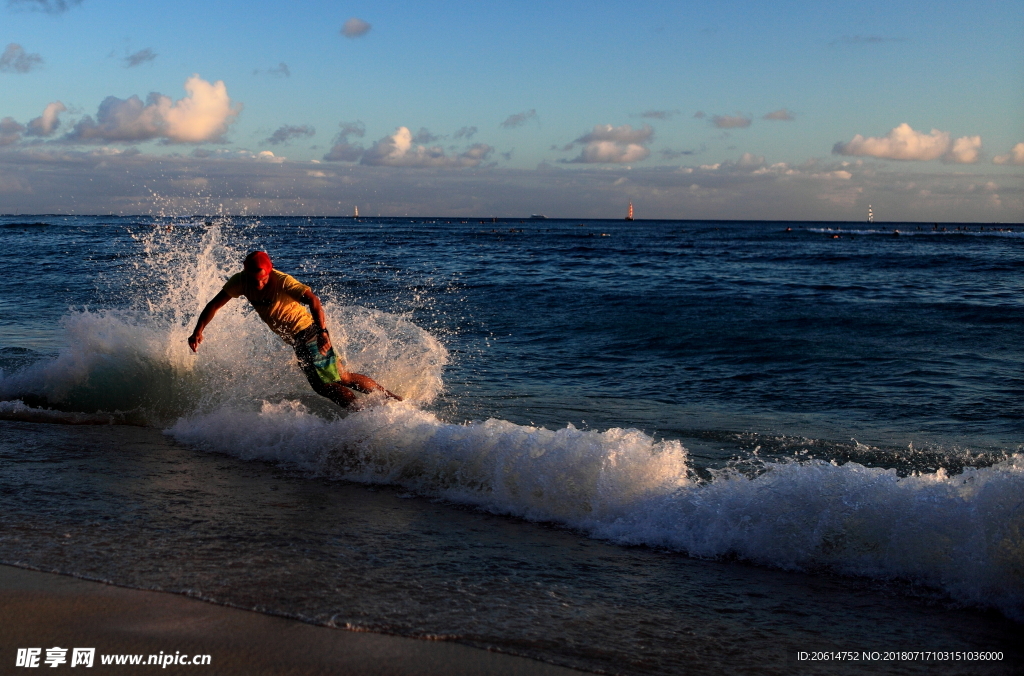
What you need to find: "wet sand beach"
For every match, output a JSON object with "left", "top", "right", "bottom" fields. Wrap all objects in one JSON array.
[{"left": 0, "top": 565, "right": 586, "bottom": 676}]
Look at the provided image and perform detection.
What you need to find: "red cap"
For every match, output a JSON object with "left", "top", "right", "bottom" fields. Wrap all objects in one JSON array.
[{"left": 243, "top": 251, "right": 272, "bottom": 272}]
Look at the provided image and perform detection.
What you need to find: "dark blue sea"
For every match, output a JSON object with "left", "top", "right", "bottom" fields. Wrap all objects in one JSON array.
[{"left": 1, "top": 215, "right": 1022, "bottom": 674}]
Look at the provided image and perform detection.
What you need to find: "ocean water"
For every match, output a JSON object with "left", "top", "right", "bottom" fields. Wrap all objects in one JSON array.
[{"left": 1, "top": 215, "right": 1022, "bottom": 674}]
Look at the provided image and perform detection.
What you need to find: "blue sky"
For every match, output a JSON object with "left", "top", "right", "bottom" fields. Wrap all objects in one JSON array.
[{"left": 1, "top": 0, "right": 1021, "bottom": 220}]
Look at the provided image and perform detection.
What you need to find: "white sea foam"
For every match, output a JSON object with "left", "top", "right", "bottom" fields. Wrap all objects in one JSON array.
[
  {"left": 0, "top": 399, "right": 123, "bottom": 424},
  {"left": 167, "top": 399, "right": 1024, "bottom": 621}
]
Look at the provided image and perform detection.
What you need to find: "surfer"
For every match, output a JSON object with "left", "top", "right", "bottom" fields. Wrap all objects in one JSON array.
[{"left": 188, "top": 251, "right": 401, "bottom": 408}]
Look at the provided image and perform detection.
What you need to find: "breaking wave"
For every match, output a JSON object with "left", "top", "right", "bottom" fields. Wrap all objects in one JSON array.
[{"left": 168, "top": 399, "right": 1024, "bottom": 622}]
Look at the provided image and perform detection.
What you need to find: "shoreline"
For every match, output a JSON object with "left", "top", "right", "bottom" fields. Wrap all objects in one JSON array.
[{"left": 0, "top": 564, "right": 588, "bottom": 675}]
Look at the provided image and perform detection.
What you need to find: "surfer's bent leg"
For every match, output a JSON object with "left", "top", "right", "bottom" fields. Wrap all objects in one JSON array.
[
  {"left": 296, "top": 357, "right": 358, "bottom": 407},
  {"left": 292, "top": 335, "right": 355, "bottom": 408},
  {"left": 291, "top": 330, "right": 401, "bottom": 407},
  {"left": 319, "top": 382, "right": 358, "bottom": 407},
  {"left": 336, "top": 372, "right": 402, "bottom": 401}
]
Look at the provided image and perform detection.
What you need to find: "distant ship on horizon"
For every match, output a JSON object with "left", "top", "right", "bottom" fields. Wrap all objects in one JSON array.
[
  {"left": 867, "top": 204, "right": 873, "bottom": 223},
  {"left": 625, "top": 202, "right": 634, "bottom": 221},
  {"left": 354, "top": 205, "right": 359, "bottom": 218},
  {"left": 529, "top": 214, "right": 548, "bottom": 219}
]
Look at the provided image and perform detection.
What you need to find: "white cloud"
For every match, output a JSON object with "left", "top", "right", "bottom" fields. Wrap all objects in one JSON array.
[
  {"left": 712, "top": 114, "right": 752, "bottom": 129},
  {"left": 0, "top": 117, "right": 26, "bottom": 145},
  {"left": 265, "top": 124, "right": 315, "bottom": 145},
  {"left": 562, "top": 124, "right": 654, "bottom": 164},
  {"left": 88, "top": 146, "right": 138, "bottom": 157},
  {"left": 360, "top": 126, "right": 493, "bottom": 167},
  {"left": 763, "top": 109, "right": 794, "bottom": 121},
  {"left": 8, "top": 0, "right": 81, "bottom": 13},
  {"left": 341, "top": 18, "right": 372, "bottom": 38},
  {"left": 323, "top": 142, "right": 363, "bottom": 162},
  {"left": 66, "top": 75, "right": 241, "bottom": 144},
  {"left": 412, "top": 127, "right": 441, "bottom": 144},
  {"left": 829, "top": 35, "right": 905, "bottom": 47},
  {"left": 736, "top": 152, "right": 765, "bottom": 169},
  {"left": 254, "top": 62, "right": 290, "bottom": 78},
  {"left": 660, "top": 148, "right": 698, "bottom": 159},
  {"left": 571, "top": 142, "right": 649, "bottom": 163},
  {"left": 993, "top": 143, "right": 1024, "bottom": 165},
  {"left": 162, "top": 77, "right": 240, "bottom": 143},
  {"left": 336, "top": 121, "right": 365, "bottom": 139},
  {"left": 695, "top": 154, "right": 858, "bottom": 181},
  {"left": 947, "top": 135, "right": 981, "bottom": 164},
  {"left": 752, "top": 164, "right": 789, "bottom": 176},
  {"left": 0, "top": 43, "right": 43, "bottom": 73},
  {"left": 460, "top": 144, "right": 492, "bottom": 162},
  {"left": 833, "top": 123, "right": 981, "bottom": 163},
  {"left": 26, "top": 101, "right": 66, "bottom": 136},
  {"left": 323, "top": 121, "right": 366, "bottom": 162},
  {"left": 500, "top": 109, "right": 537, "bottom": 128},
  {"left": 577, "top": 124, "right": 653, "bottom": 145},
  {"left": 813, "top": 170, "right": 852, "bottom": 180},
  {"left": 188, "top": 148, "right": 290, "bottom": 162},
  {"left": 124, "top": 48, "right": 157, "bottom": 68},
  {"left": 640, "top": 110, "right": 679, "bottom": 120}
]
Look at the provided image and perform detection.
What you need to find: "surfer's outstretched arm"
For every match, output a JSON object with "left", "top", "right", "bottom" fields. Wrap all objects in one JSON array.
[{"left": 188, "top": 291, "right": 232, "bottom": 352}]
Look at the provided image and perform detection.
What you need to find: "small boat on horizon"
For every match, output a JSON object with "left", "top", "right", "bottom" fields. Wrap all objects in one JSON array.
[
  {"left": 529, "top": 214, "right": 548, "bottom": 220},
  {"left": 625, "top": 202, "right": 634, "bottom": 221}
]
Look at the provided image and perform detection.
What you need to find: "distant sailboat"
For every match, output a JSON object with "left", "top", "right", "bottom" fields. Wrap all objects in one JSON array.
[
  {"left": 354, "top": 205, "right": 359, "bottom": 219},
  {"left": 867, "top": 204, "right": 873, "bottom": 224},
  {"left": 625, "top": 202, "right": 634, "bottom": 221}
]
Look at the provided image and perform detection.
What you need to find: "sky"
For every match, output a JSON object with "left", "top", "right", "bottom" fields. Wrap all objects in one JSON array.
[{"left": 0, "top": 0, "right": 1021, "bottom": 221}]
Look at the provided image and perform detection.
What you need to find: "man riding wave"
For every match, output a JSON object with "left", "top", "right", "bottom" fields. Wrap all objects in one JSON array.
[{"left": 188, "top": 251, "right": 401, "bottom": 408}]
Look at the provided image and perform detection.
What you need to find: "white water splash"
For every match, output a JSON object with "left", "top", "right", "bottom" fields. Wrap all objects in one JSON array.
[{"left": 0, "top": 222, "right": 447, "bottom": 422}]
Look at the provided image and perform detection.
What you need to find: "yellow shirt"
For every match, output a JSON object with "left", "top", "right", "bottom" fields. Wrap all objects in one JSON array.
[{"left": 222, "top": 269, "right": 314, "bottom": 338}]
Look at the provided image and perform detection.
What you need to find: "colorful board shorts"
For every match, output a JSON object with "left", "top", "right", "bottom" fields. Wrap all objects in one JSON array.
[{"left": 292, "top": 326, "right": 342, "bottom": 387}]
